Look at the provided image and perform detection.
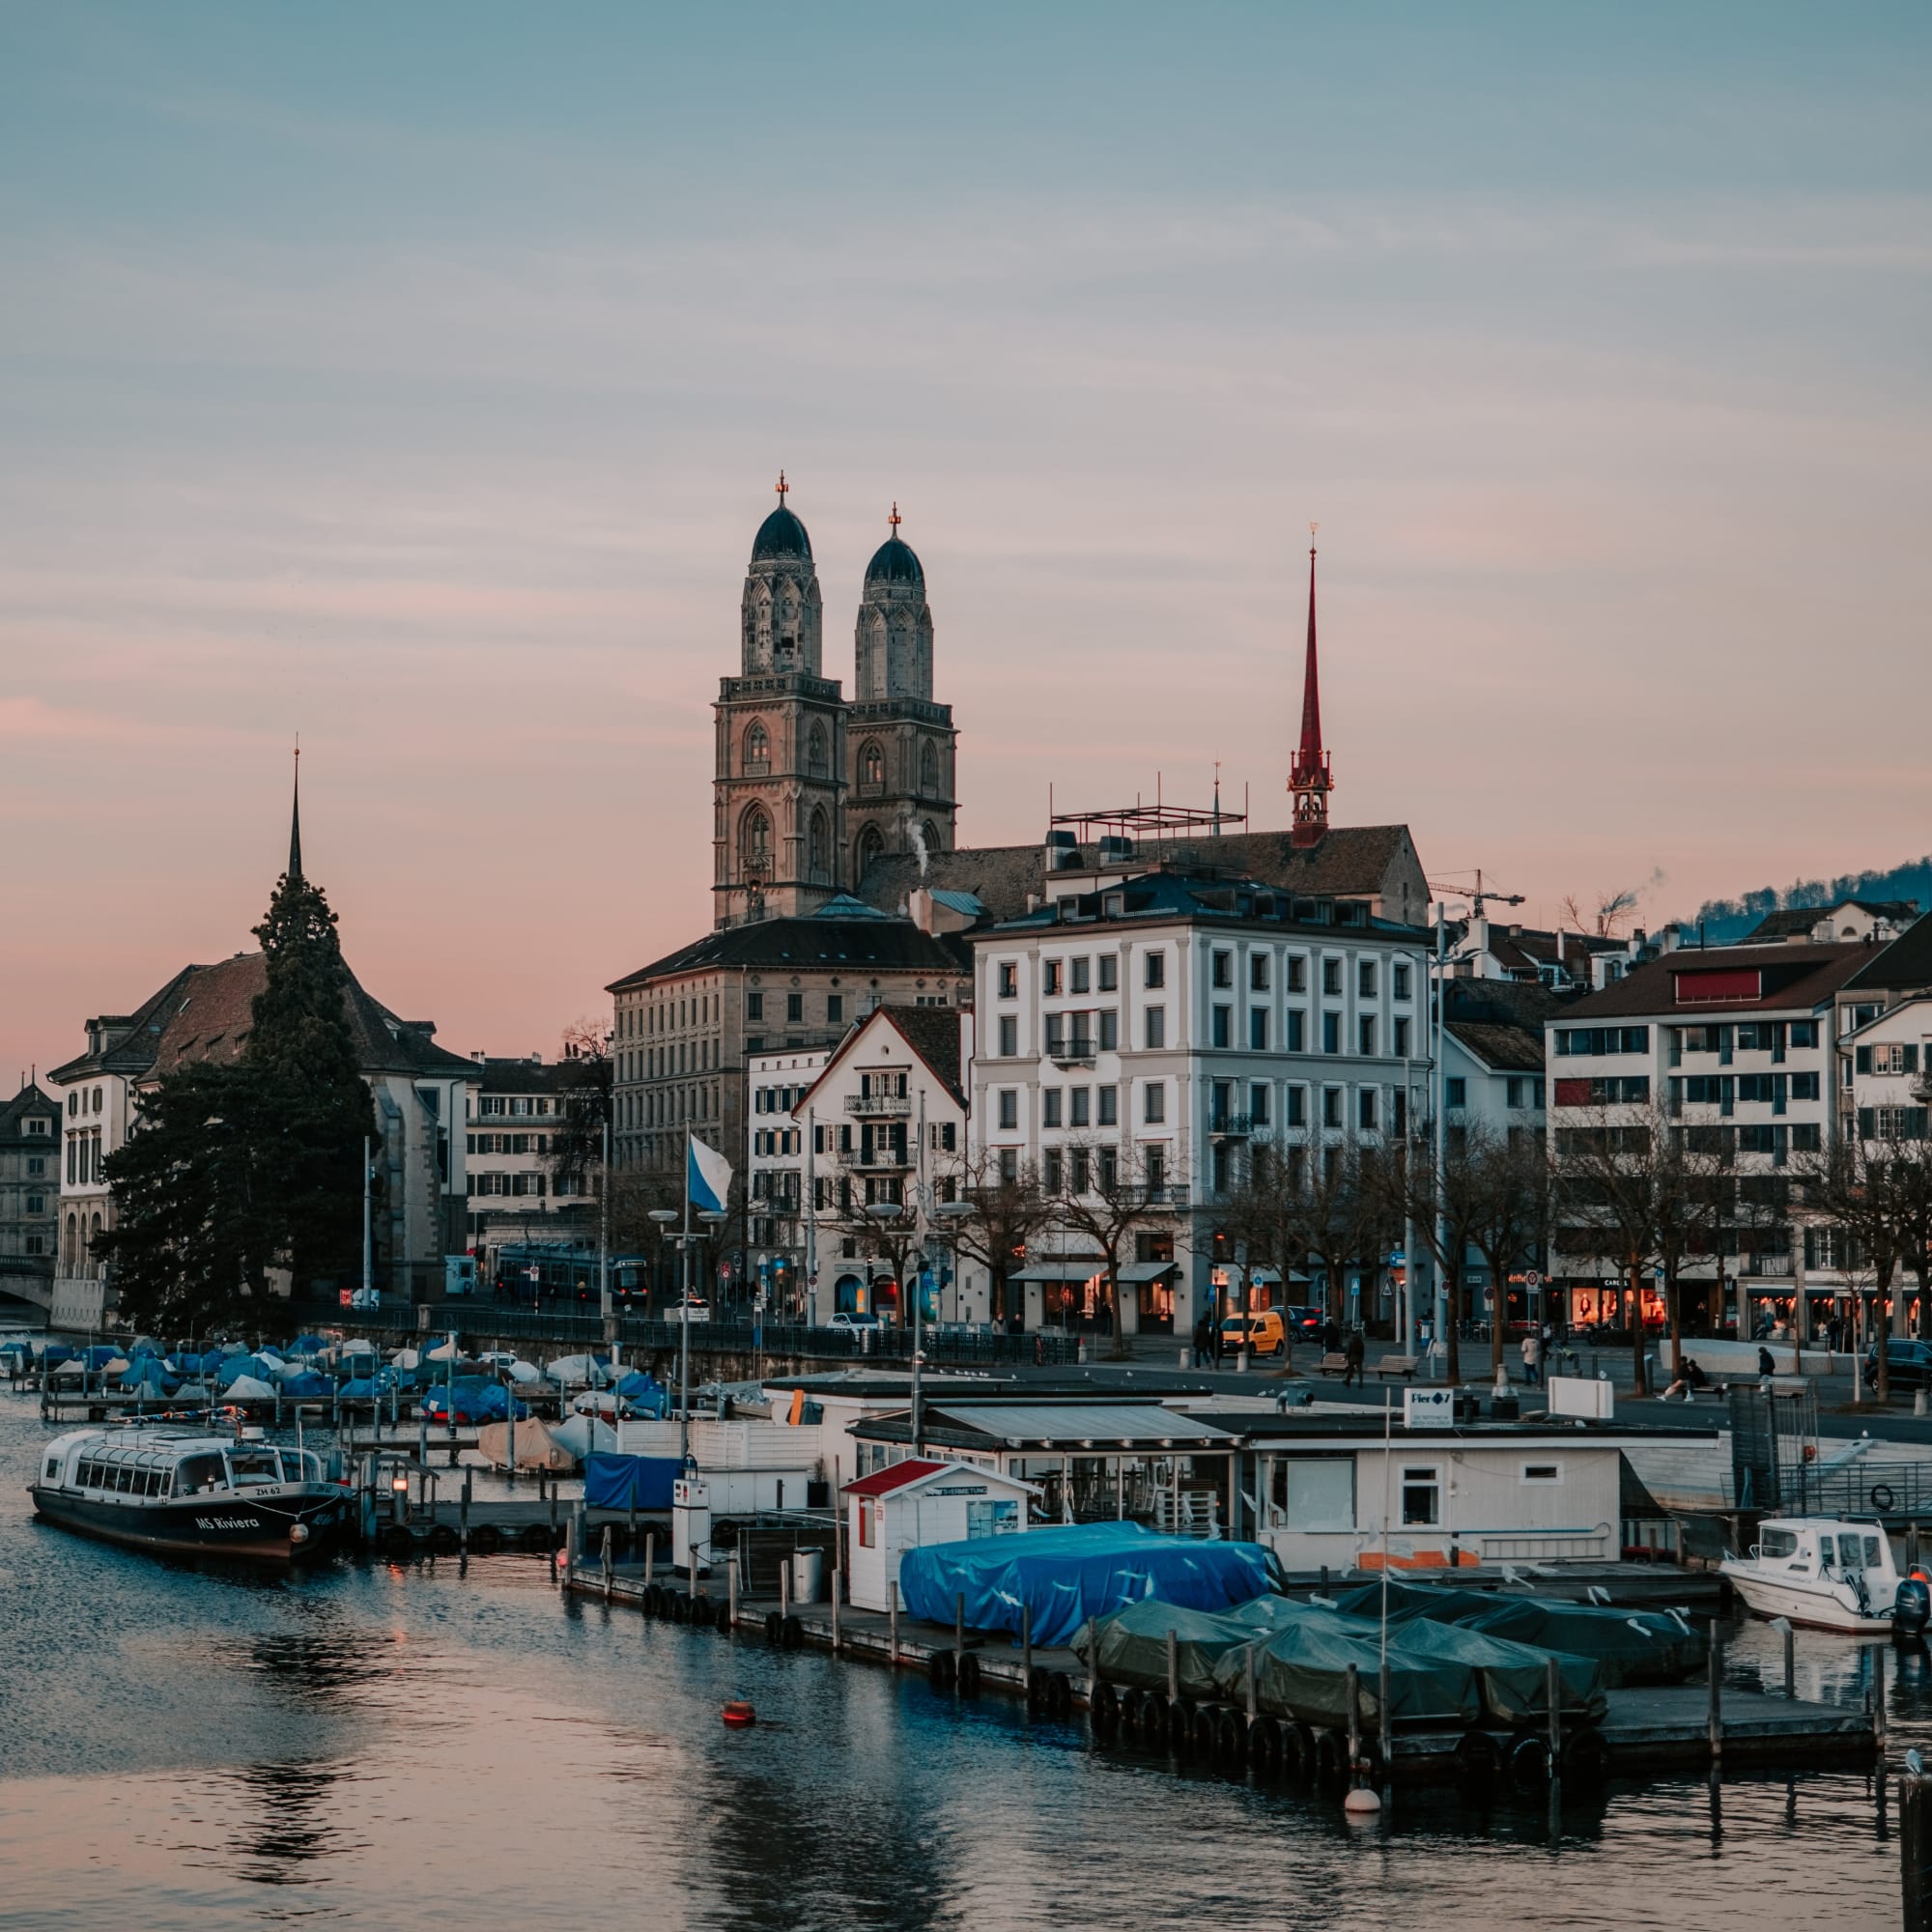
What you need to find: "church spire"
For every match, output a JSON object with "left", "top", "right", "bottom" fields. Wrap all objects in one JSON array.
[
  {"left": 1289, "top": 526, "right": 1332, "bottom": 849},
  {"left": 288, "top": 741, "right": 303, "bottom": 882}
]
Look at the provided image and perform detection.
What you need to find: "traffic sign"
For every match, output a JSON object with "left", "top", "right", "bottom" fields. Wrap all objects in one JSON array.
[{"left": 1523, "top": 1268, "right": 1542, "bottom": 1289}]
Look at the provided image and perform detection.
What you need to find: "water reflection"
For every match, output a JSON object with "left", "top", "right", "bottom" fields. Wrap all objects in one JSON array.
[{"left": 223, "top": 1758, "right": 358, "bottom": 1885}]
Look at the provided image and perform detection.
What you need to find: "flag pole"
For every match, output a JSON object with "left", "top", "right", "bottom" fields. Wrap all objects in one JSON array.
[{"left": 680, "top": 1129, "right": 693, "bottom": 1464}]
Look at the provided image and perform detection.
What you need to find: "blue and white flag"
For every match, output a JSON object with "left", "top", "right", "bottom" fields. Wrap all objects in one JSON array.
[{"left": 687, "top": 1132, "right": 733, "bottom": 1214}]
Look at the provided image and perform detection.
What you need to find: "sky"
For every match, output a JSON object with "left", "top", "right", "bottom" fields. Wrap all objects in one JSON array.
[{"left": 3, "top": 3, "right": 1929, "bottom": 1090}]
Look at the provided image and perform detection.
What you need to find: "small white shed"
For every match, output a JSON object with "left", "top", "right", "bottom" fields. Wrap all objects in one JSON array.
[{"left": 841, "top": 1459, "right": 1038, "bottom": 1613}]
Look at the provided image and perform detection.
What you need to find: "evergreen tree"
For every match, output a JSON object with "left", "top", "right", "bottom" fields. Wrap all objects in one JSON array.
[
  {"left": 96, "top": 1062, "right": 277, "bottom": 1333},
  {"left": 247, "top": 867, "right": 374, "bottom": 1289}
]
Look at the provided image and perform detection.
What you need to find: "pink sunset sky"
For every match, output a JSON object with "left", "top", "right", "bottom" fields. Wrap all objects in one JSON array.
[{"left": 4, "top": 6, "right": 1929, "bottom": 1091}]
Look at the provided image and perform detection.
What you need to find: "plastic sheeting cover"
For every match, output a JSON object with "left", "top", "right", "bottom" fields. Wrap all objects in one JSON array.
[
  {"left": 896, "top": 1522, "right": 1270, "bottom": 1651},
  {"left": 1215, "top": 1618, "right": 1482, "bottom": 1729},
  {"left": 1073, "top": 1596, "right": 1338, "bottom": 1700},
  {"left": 583, "top": 1454, "right": 681, "bottom": 1512}
]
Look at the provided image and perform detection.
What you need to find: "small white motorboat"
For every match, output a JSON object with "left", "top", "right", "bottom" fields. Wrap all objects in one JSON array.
[{"left": 1721, "top": 1517, "right": 1926, "bottom": 1634}]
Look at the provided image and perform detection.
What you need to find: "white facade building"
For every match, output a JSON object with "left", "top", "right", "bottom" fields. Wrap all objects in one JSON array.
[{"left": 969, "top": 870, "right": 1430, "bottom": 1340}]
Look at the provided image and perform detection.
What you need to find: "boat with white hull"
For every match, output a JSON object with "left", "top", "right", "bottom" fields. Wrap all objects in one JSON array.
[
  {"left": 30, "top": 1425, "right": 350, "bottom": 1563},
  {"left": 1720, "top": 1518, "right": 1918, "bottom": 1634}
]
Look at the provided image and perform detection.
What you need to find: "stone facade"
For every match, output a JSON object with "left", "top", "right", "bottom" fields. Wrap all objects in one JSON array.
[{"left": 0, "top": 1081, "right": 60, "bottom": 1300}]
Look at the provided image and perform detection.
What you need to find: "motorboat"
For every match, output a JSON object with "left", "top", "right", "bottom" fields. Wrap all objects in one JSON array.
[
  {"left": 1720, "top": 1517, "right": 1927, "bottom": 1634},
  {"left": 29, "top": 1424, "right": 350, "bottom": 1563}
]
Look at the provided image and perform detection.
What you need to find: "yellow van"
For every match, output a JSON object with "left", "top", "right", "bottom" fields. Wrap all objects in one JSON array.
[{"left": 1219, "top": 1309, "right": 1287, "bottom": 1357}]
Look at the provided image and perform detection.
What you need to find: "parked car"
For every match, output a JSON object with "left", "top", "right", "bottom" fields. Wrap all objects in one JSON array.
[
  {"left": 1219, "top": 1309, "right": 1288, "bottom": 1357},
  {"left": 827, "top": 1312, "right": 881, "bottom": 1332},
  {"left": 667, "top": 1297, "right": 711, "bottom": 1324},
  {"left": 1864, "top": 1338, "right": 1932, "bottom": 1391},
  {"left": 1283, "top": 1305, "right": 1323, "bottom": 1340}
]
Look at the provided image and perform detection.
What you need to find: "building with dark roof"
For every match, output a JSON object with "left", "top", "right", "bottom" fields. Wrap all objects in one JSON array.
[
  {"left": 1745, "top": 898, "right": 1919, "bottom": 946},
  {"left": 0, "top": 1080, "right": 60, "bottom": 1300},
  {"left": 463, "top": 1056, "right": 598, "bottom": 1245},
  {"left": 45, "top": 783, "right": 479, "bottom": 1316}
]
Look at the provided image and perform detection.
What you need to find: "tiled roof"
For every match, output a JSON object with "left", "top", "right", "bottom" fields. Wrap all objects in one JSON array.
[
  {"left": 855, "top": 823, "right": 1422, "bottom": 923},
  {"left": 1845, "top": 912, "right": 1932, "bottom": 993},
  {"left": 1749, "top": 900, "right": 1920, "bottom": 942},
  {"left": 980, "top": 867, "right": 1427, "bottom": 941},
  {"left": 609, "top": 916, "right": 971, "bottom": 992},
  {"left": 1447, "top": 1019, "right": 1547, "bottom": 1075},
  {"left": 1556, "top": 942, "right": 1867, "bottom": 1021},
  {"left": 55, "top": 952, "right": 474, "bottom": 1086},
  {"left": 801, "top": 1003, "right": 965, "bottom": 1112},
  {"left": 469, "top": 1058, "right": 576, "bottom": 1095},
  {"left": 0, "top": 1083, "right": 59, "bottom": 1140}
]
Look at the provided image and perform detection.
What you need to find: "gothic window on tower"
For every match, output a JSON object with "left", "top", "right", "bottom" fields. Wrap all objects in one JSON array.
[
  {"left": 920, "top": 739, "right": 939, "bottom": 795},
  {"left": 807, "top": 721, "right": 828, "bottom": 778},
  {"left": 743, "top": 721, "right": 770, "bottom": 774},
  {"left": 860, "top": 741, "right": 885, "bottom": 793},
  {"left": 741, "top": 805, "right": 772, "bottom": 876},
  {"left": 856, "top": 823, "right": 885, "bottom": 883},
  {"left": 923, "top": 820, "right": 941, "bottom": 857},
  {"left": 809, "top": 809, "right": 829, "bottom": 880}
]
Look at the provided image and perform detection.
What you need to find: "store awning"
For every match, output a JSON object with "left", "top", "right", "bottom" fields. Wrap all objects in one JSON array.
[
  {"left": 1009, "top": 1263, "right": 1105, "bottom": 1284},
  {"left": 1117, "top": 1263, "right": 1177, "bottom": 1284}
]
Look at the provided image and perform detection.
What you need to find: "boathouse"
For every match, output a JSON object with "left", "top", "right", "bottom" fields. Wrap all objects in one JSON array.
[{"left": 840, "top": 1459, "right": 1038, "bottom": 1612}]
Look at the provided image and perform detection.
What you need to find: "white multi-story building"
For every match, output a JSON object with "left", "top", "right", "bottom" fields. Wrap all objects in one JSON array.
[
  {"left": 968, "top": 869, "right": 1430, "bottom": 1341},
  {"left": 748, "top": 1006, "right": 971, "bottom": 1323},
  {"left": 464, "top": 1056, "right": 588, "bottom": 1237},
  {"left": 1546, "top": 935, "right": 1866, "bottom": 1339}
]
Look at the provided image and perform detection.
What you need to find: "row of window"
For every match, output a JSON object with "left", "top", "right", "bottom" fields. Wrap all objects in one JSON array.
[
  {"left": 990, "top": 1080, "right": 1392, "bottom": 1135},
  {"left": 618, "top": 1084, "right": 719, "bottom": 1128},
  {"left": 1553, "top": 1027, "right": 1650, "bottom": 1057},
  {"left": 1857, "top": 1043, "right": 1923, "bottom": 1075},
  {"left": 998, "top": 952, "right": 1415, "bottom": 1003},
  {"left": 1444, "top": 1076, "right": 1538, "bottom": 1110},
  {"left": 475, "top": 1096, "right": 554, "bottom": 1119},
  {"left": 753, "top": 1083, "right": 813, "bottom": 1115},
  {"left": 992, "top": 1005, "right": 1414, "bottom": 1059},
  {"left": 66, "top": 1130, "right": 102, "bottom": 1186},
  {"left": 469, "top": 1173, "right": 580, "bottom": 1198},
  {"left": 467, "top": 1133, "right": 550, "bottom": 1155},
  {"left": 66, "top": 1086, "right": 105, "bottom": 1118}
]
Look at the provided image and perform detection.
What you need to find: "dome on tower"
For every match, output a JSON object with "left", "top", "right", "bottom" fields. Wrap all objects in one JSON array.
[
  {"left": 752, "top": 502, "right": 812, "bottom": 563},
  {"left": 865, "top": 506, "right": 923, "bottom": 587}
]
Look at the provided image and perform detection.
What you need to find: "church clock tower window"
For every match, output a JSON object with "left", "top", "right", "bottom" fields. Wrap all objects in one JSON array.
[
  {"left": 743, "top": 722, "right": 769, "bottom": 773},
  {"left": 860, "top": 741, "right": 885, "bottom": 793}
]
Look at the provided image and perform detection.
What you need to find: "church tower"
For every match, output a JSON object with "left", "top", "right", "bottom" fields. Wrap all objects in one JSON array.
[
  {"left": 713, "top": 476, "right": 848, "bottom": 926},
  {"left": 846, "top": 505, "right": 957, "bottom": 889}
]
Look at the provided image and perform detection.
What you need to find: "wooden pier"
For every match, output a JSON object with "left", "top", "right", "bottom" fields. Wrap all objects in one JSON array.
[{"left": 561, "top": 1557, "right": 1878, "bottom": 1789}]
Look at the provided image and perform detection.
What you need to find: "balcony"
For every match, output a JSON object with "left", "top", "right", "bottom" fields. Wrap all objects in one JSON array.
[
  {"left": 1046, "top": 1037, "right": 1096, "bottom": 1066},
  {"left": 1208, "top": 1114, "right": 1253, "bottom": 1140},
  {"left": 844, "top": 1092, "right": 912, "bottom": 1116}
]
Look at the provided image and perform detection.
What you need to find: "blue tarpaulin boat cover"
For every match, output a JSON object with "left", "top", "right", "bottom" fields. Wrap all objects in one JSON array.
[
  {"left": 583, "top": 1454, "right": 681, "bottom": 1512},
  {"left": 897, "top": 1522, "right": 1272, "bottom": 1650},
  {"left": 282, "top": 1372, "right": 332, "bottom": 1399},
  {"left": 422, "top": 1378, "right": 526, "bottom": 1424}
]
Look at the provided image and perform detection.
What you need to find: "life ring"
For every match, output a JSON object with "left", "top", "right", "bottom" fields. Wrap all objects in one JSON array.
[
  {"left": 721, "top": 1700, "right": 756, "bottom": 1728},
  {"left": 956, "top": 1652, "right": 982, "bottom": 1697},
  {"left": 519, "top": 1523, "right": 551, "bottom": 1554},
  {"left": 427, "top": 1523, "right": 460, "bottom": 1556},
  {"left": 1249, "top": 1715, "right": 1284, "bottom": 1777},
  {"left": 1090, "top": 1681, "right": 1120, "bottom": 1736},
  {"left": 1030, "top": 1667, "right": 1054, "bottom": 1716},
  {"left": 1509, "top": 1734, "right": 1552, "bottom": 1793},
  {"left": 1563, "top": 1728, "right": 1611, "bottom": 1782},
  {"left": 1191, "top": 1703, "right": 1218, "bottom": 1759},
  {"left": 688, "top": 1596, "right": 715, "bottom": 1632},
  {"left": 1453, "top": 1728, "right": 1504, "bottom": 1789},
  {"left": 667, "top": 1592, "right": 690, "bottom": 1624},
  {"left": 1872, "top": 1483, "right": 1898, "bottom": 1513},
  {"left": 928, "top": 1648, "right": 957, "bottom": 1690}
]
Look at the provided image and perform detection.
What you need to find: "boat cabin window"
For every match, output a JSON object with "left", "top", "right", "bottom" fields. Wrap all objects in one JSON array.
[
  {"left": 1759, "top": 1528, "right": 1799, "bottom": 1558},
  {"left": 1865, "top": 1536, "right": 1884, "bottom": 1567},
  {"left": 177, "top": 1453, "right": 227, "bottom": 1494},
  {"left": 43, "top": 1458, "right": 58, "bottom": 1483},
  {"left": 226, "top": 1448, "right": 283, "bottom": 1486}
]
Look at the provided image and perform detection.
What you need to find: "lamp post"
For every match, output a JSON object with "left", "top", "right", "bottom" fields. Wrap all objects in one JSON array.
[
  {"left": 867, "top": 1200, "right": 923, "bottom": 1456},
  {"left": 934, "top": 1198, "right": 975, "bottom": 1328},
  {"left": 648, "top": 1205, "right": 728, "bottom": 1463}
]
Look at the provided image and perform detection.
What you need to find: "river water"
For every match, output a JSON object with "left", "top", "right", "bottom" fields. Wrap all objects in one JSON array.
[{"left": 0, "top": 1384, "right": 1916, "bottom": 1931}]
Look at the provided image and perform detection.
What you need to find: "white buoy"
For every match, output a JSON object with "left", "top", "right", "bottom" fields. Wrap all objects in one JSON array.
[{"left": 1344, "top": 1786, "right": 1382, "bottom": 1818}]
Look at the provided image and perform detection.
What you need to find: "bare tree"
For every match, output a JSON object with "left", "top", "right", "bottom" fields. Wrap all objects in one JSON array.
[
  {"left": 1406, "top": 1130, "right": 1492, "bottom": 1386},
  {"left": 946, "top": 1149, "right": 1054, "bottom": 1332},
  {"left": 547, "top": 1017, "right": 612, "bottom": 1193},
  {"left": 1463, "top": 1126, "right": 1554, "bottom": 1387},
  {"left": 1551, "top": 1105, "right": 1666, "bottom": 1395},
  {"left": 1557, "top": 890, "right": 1640, "bottom": 940},
  {"left": 1049, "top": 1138, "right": 1178, "bottom": 1360}
]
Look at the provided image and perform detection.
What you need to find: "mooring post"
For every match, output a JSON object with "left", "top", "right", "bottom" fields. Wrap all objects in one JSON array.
[
  {"left": 601, "top": 1523, "right": 613, "bottom": 1603},
  {"left": 780, "top": 1561, "right": 789, "bottom": 1624},
  {"left": 726, "top": 1548, "right": 739, "bottom": 1632},
  {"left": 1708, "top": 1629, "right": 1723, "bottom": 1765},
  {"left": 831, "top": 1567, "right": 841, "bottom": 1654},
  {"left": 1022, "top": 1604, "right": 1034, "bottom": 1687},
  {"left": 644, "top": 1530, "right": 655, "bottom": 1592},
  {"left": 1380, "top": 1653, "right": 1392, "bottom": 1780},
  {"left": 460, "top": 1468, "right": 471, "bottom": 1556},
  {"left": 628, "top": 1492, "right": 638, "bottom": 1548},
  {"left": 1781, "top": 1617, "right": 1796, "bottom": 1699},
  {"left": 1875, "top": 1646, "right": 1889, "bottom": 1755},
  {"left": 1902, "top": 1776, "right": 1932, "bottom": 1931},
  {"left": 1245, "top": 1642, "right": 1259, "bottom": 1723},
  {"left": 955, "top": 1590, "right": 965, "bottom": 1662},
  {"left": 890, "top": 1580, "right": 900, "bottom": 1666},
  {"left": 1548, "top": 1655, "right": 1562, "bottom": 1774},
  {"left": 570, "top": 1500, "right": 584, "bottom": 1589},
  {"left": 1167, "top": 1628, "right": 1179, "bottom": 1707},
  {"left": 1346, "top": 1663, "right": 1362, "bottom": 1784}
]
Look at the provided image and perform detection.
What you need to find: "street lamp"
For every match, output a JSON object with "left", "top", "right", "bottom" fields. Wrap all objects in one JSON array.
[
  {"left": 867, "top": 1200, "right": 921, "bottom": 1456},
  {"left": 934, "top": 1199, "right": 974, "bottom": 1328},
  {"left": 649, "top": 1205, "right": 727, "bottom": 1461}
]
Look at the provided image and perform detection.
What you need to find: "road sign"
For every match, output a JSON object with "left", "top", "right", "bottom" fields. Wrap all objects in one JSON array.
[{"left": 1523, "top": 1269, "right": 1542, "bottom": 1289}]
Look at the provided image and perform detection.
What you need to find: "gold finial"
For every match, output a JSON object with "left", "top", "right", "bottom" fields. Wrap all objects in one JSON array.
[
  {"left": 888, "top": 501, "right": 901, "bottom": 533},
  {"left": 776, "top": 470, "right": 789, "bottom": 502},
  {"left": 1309, "top": 519, "right": 1319, "bottom": 555}
]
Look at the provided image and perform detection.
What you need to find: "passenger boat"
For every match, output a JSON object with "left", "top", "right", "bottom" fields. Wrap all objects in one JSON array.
[
  {"left": 29, "top": 1424, "right": 350, "bottom": 1562},
  {"left": 1720, "top": 1517, "right": 1928, "bottom": 1634}
]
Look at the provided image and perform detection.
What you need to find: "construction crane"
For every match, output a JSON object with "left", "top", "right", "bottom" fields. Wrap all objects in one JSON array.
[{"left": 1425, "top": 868, "right": 1526, "bottom": 918}]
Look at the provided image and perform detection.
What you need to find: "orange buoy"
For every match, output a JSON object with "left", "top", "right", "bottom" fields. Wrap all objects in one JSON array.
[{"left": 722, "top": 1700, "right": 756, "bottom": 1728}]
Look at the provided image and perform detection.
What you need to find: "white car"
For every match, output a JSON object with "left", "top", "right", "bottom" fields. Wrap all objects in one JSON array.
[
  {"left": 827, "top": 1313, "right": 880, "bottom": 1332},
  {"left": 667, "top": 1299, "right": 711, "bottom": 1324}
]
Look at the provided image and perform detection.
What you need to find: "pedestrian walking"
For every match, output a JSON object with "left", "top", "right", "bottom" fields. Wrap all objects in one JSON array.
[
  {"left": 1192, "top": 1311, "right": 1213, "bottom": 1369},
  {"left": 1342, "top": 1327, "right": 1365, "bottom": 1389},
  {"left": 1520, "top": 1328, "right": 1541, "bottom": 1386}
]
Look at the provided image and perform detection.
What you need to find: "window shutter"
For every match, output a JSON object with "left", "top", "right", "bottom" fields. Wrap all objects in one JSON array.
[
  {"left": 1911, "top": 1108, "right": 1930, "bottom": 1142},
  {"left": 1859, "top": 1108, "right": 1876, "bottom": 1140},
  {"left": 1906, "top": 1045, "right": 1921, "bottom": 1073},
  {"left": 1856, "top": 1046, "right": 1872, "bottom": 1074}
]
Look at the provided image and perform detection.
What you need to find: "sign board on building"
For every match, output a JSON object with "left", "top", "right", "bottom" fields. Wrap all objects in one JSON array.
[
  {"left": 1404, "top": 1387, "right": 1457, "bottom": 1427},
  {"left": 1548, "top": 1375, "right": 1613, "bottom": 1421}
]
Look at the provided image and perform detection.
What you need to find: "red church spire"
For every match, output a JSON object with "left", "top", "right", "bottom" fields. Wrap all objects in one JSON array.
[{"left": 1289, "top": 526, "right": 1332, "bottom": 848}]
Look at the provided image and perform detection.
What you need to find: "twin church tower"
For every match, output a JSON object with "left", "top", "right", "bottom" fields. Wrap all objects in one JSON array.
[{"left": 713, "top": 476, "right": 957, "bottom": 927}]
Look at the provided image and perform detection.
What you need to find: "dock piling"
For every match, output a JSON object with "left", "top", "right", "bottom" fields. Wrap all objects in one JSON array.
[
  {"left": 1708, "top": 1628, "right": 1723, "bottom": 1765},
  {"left": 726, "top": 1550, "right": 738, "bottom": 1633},
  {"left": 601, "top": 1524, "right": 613, "bottom": 1602},
  {"left": 889, "top": 1580, "right": 899, "bottom": 1665},
  {"left": 569, "top": 1501, "right": 583, "bottom": 1588},
  {"left": 1779, "top": 1617, "right": 1795, "bottom": 1699},
  {"left": 1875, "top": 1647, "right": 1889, "bottom": 1755},
  {"left": 955, "top": 1592, "right": 965, "bottom": 1663},
  {"left": 781, "top": 1563, "right": 789, "bottom": 1625},
  {"left": 1902, "top": 1776, "right": 1932, "bottom": 1931},
  {"left": 644, "top": 1531, "right": 655, "bottom": 1592},
  {"left": 831, "top": 1569, "right": 841, "bottom": 1654},
  {"left": 1346, "top": 1663, "right": 1361, "bottom": 1783},
  {"left": 460, "top": 1469, "right": 471, "bottom": 1556},
  {"left": 1167, "top": 1629, "right": 1179, "bottom": 1707},
  {"left": 1022, "top": 1605, "right": 1033, "bottom": 1687},
  {"left": 1548, "top": 1656, "right": 1562, "bottom": 1772},
  {"left": 1244, "top": 1642, "right": 1258, "bottom": 1723}
]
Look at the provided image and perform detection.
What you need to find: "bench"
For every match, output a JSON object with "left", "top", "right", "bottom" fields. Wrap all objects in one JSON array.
[
  {"left": 1317, "top": 1352, "right": 1352, "bottom": 1378},
  {"left": 1376, "top": 1354, "right": 1419, "bottom": 1380}
]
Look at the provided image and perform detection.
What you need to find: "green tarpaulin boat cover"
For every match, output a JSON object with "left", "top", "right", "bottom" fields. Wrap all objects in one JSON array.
[
  {"left": 1212, "top": 1617, "right": 1483, "bottom": 1728},
  {"left": 1336, "top": 1579, "right": 1707, "bottom": 1687},
  {"left": 1073, "top": 1597, "right": 1327, "bottom": 1701},
  {"left": 1382, "top": 1620, "right": 1606, "bottom": 1724}
]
